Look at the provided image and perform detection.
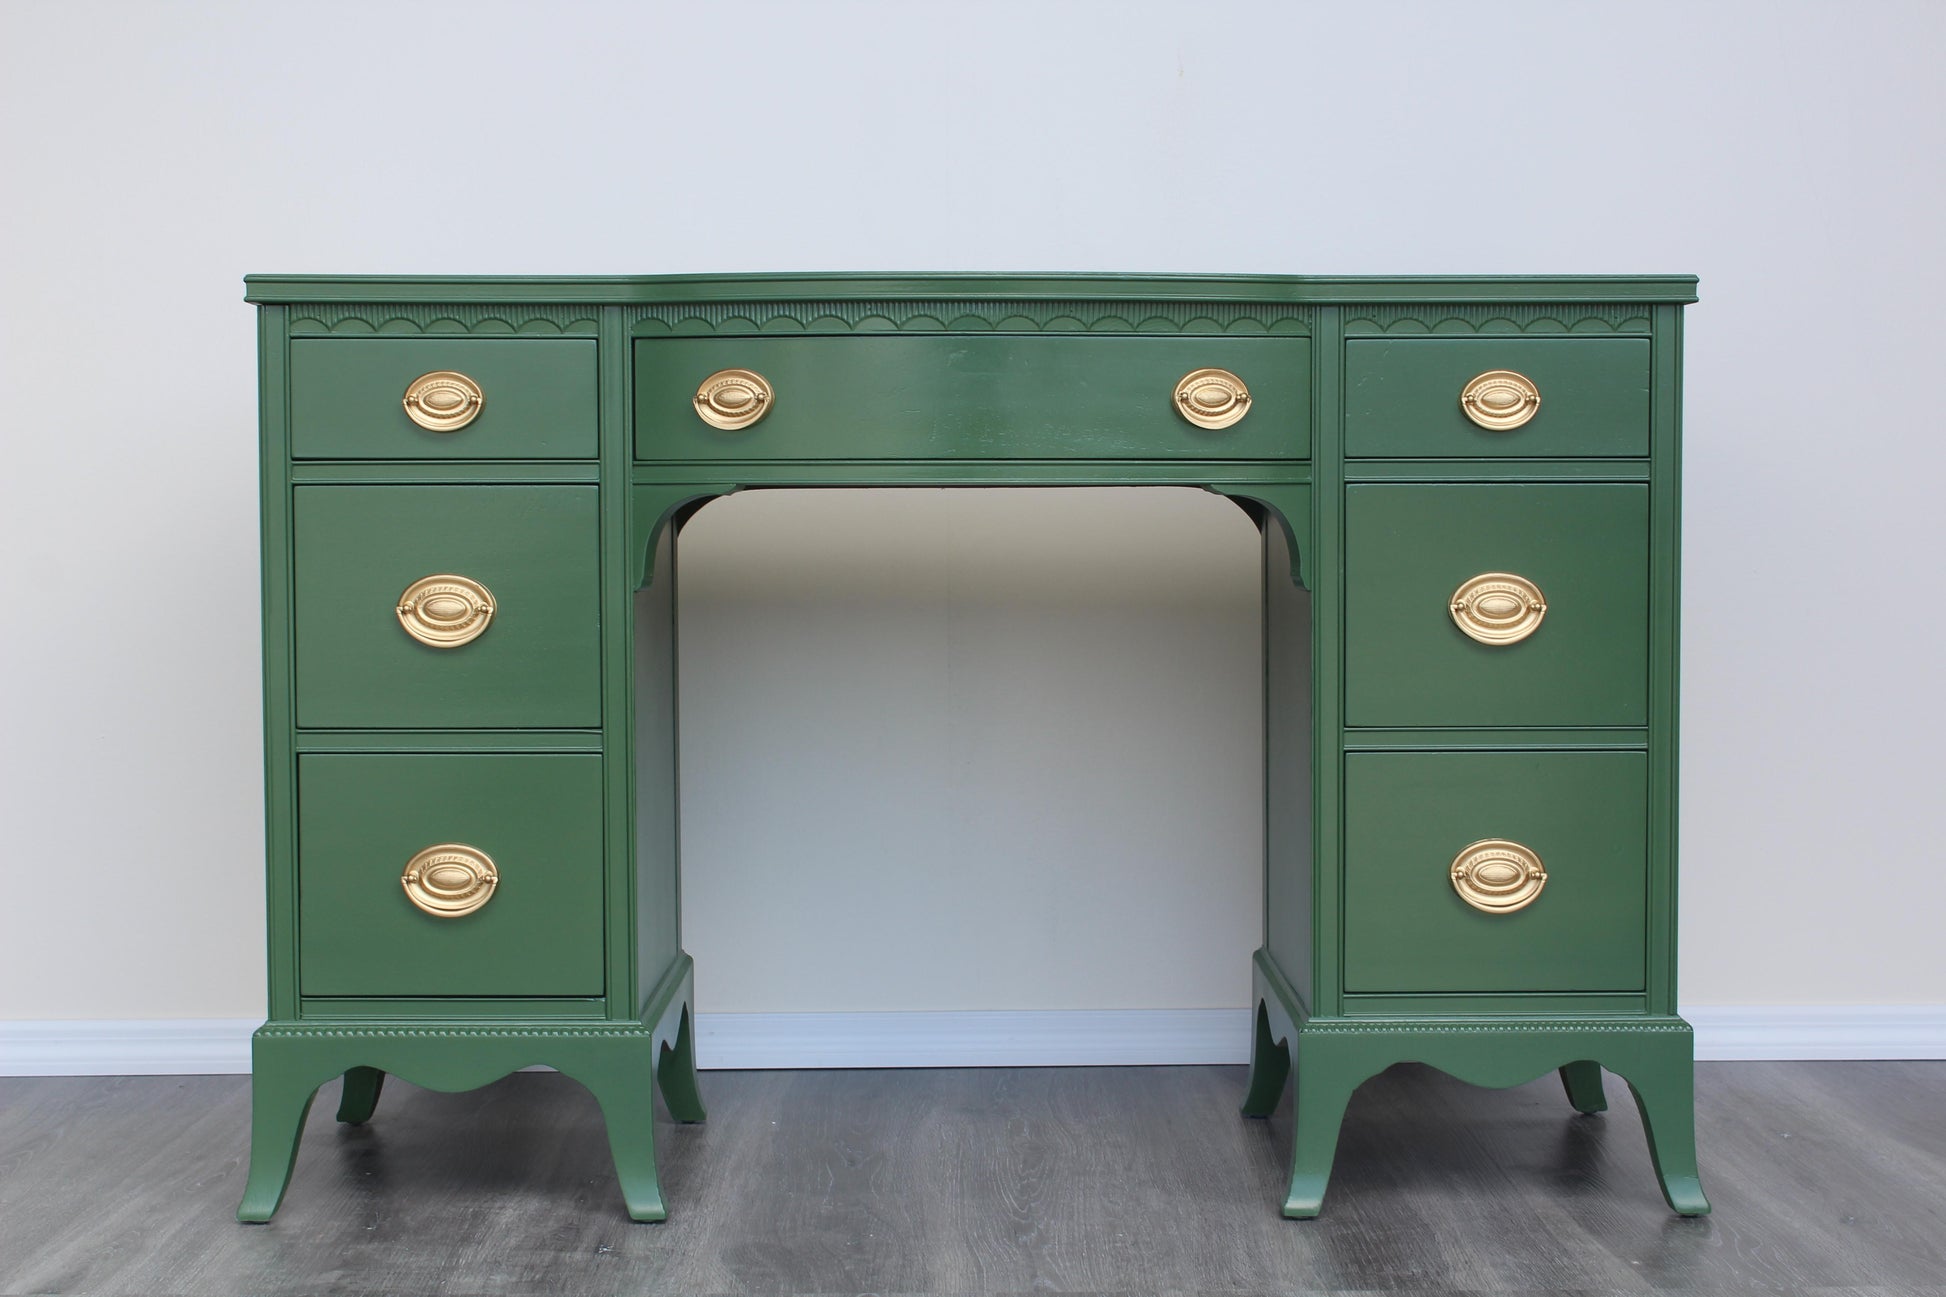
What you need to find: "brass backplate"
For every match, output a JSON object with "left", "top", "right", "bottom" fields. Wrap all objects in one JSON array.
[
  {"left": 401, "top": 843, "right": 499, "bottom": 918},
  {"left": 403, "top": 370, "right": 485, "bottom": 432},
  {"left": 1173, "top": 367, "right": 1252, "bottom": 429},
  {"left": 1450, "top": 838, "right": 1547, "bottom": 914},
  {"left": 1450, "top": 572, "right": 1547, "bottom": 646},
  {"left": 397, "top": 574, "right": 496, "bottom": 649},
  {"left": 1459, "top": 369, "right": 1540, "bottom": 431},
  {"left": 694, "top": 368, "right": 773, "bottom": 430}
]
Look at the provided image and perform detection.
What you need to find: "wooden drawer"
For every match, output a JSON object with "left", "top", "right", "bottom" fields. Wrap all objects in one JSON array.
[
  {"left": 1343, "top": 751, "right": 1647, "bottom": 994},
  {"left": 1344, "top": 483, "right": 1649, "bottom": 728},
  {"left": 634, "top": 335, "right": 1310, "bottom": 460},
  {"left": 1345, "top": 338, "right": 1649, "bottom": 458},
  {"left": 293, "top": 486, "right": 601, "bottom": 729},
  {"left": 290, "top": 339, "right": 597, "bottom": 459},
  {"left": 297, "top": 753, "right": 604, "bottom": 997}
]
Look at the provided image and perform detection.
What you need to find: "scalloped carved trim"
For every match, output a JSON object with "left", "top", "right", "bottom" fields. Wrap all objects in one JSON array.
[
  {"left": 628, "top": 299, "right": 1314, "bottom": 337},
  {"left": 1344, "top": 304, "right": 1652, "bottom": 335},
  {"left": 289, "top": 304, "right": 600, "bottom": 336}
]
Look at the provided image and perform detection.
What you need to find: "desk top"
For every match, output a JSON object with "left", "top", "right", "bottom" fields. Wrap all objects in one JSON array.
[{"left": 244, "top": 272, "right": 1700, "bottom": 306}]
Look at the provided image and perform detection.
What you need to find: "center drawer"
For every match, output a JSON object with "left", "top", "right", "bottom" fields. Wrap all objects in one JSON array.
[
  {"left": 634, "top": 335, "right": 1311, "bottom": 460},
  {"left": 292, "top": 485, "right": 601, "bottom": 729},
  {"left": 297, "top": 753, "right": 605, "bottom": 998}
]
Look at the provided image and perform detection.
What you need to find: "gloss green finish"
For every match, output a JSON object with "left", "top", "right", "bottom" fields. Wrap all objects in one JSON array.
[
  {"left": 1345, "top": 338, "right": 1650, "bottom": 458},
  {"left": 1341, "top": 751, "right": 1648, "bottom": 993},
  {"left": 1344, "top": 483, "right": 1650, "bottom": 728},
  {"left": 635, "top": 336, "right": 1311, "bottom": 461},
  {"left": 290, "top": 339, "right": 597, "bottom": 460},
  {"left": 296, "top": 753, "right": 605, "bottom": 997},
  {"left": 250, "top": 272, "right": 1701, "bottom": 1224},
  {"left": 245, "top": 272, "right": 1700, "bottom": 305},
  {"left": 1243, "top": 951, "right": 1707, "bottom": 1219},
  {"left": 292, "top": 485, "right": 601, "bottom": 729},
  {"left": 239, "top": 956, "right": 704, "bottom": 1223}
]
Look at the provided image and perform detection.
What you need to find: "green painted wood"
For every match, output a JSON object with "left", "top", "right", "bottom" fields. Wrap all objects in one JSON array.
[
  {"left": 635, "top": 336, "right": 1310, "bottom": 461},
  {"left": 295, "top": 753, "right": 605, "bottom": 997},
  {"left": 633, "top": 517, "right": 681, "bottom": 1007},
  {"left": 293, "top": 730, "right": 601, "bottom": 753},
  {"left": 1262, "top": 518, "right": 1314, "bottom": 1008},
  {"left": 1346, "top": 339, "right": 1650, "bottom": 458},
  {"left": 250, "top": 273, "right": 1698, "bottom": 1223},
  {"left": 292, "top": 485, "right": 601, "bottom": 729},
  {"left": 1344, "top": 483, "right": 1650, "bottom": 728},
  {"left": 258, "top": 305, "right": 300, "bottom": 1022},
  {"left": 298, "top": 998, "right": 608, "bottom": 1020},
  {"left": 1248, "top": 950, "right": 1707, "bottom": 1218},
  {"left": 1340, "top": 992, "right": 1648, "bottom": 1016},
  {"left": 289, "top": 339, "right": 596, "bottom": 460},
  {"left": 1341, "top": 751, "right": 1648, "bottom": 994},
  {"left": 1304, "top": 304, "right": 1347, "bottom": 1021},
  {"left": 1345, "top": 458, "right": 1651, "bottom": 482},
  {"left": 245, "top": 272, "right": 1701, "bottom": 306},
  {"left": 239, "top": 957, "right": 701, "bottom": 1223},
  {"left": 1342, "top": 728, "right": 1646, "bottom": 750},
  {"left": 291, "top": 461, "right": 599, "bottom": 484},
  {"left": 333, "top": 1067, "right": 383, "bottom": 1124},
  {"left": 1647, "top": 304, "right": 1685, "bottom": 1017}
]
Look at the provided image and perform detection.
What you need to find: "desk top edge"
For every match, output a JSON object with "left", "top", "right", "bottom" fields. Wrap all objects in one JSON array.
[{"left": 243, "top": 272, "right": 1700, "bottom": 307}]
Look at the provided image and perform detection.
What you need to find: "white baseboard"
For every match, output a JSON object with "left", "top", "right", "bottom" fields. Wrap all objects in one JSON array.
[
  {"left": 1682, "top": 1005, "right": 1946, "bottom": 1061},
  {"left": 0, "top": 1019, "right": 258, "bottom": 1076},
  {"left": 4, "top": 1006, "right": 1943, "bottom": 1076},
  {"left": 695, "top": 1008, "right": 1253, "bottom": 1069}
]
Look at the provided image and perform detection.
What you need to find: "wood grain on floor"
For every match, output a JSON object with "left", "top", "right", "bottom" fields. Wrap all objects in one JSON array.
[{"left": 0, "top": 1062, "right": 1942, "bottom": 1295}]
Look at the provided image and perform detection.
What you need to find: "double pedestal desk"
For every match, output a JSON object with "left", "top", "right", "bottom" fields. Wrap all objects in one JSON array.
[{"left": 240, "top": 273, "right": 1707, "bottom": 1222}]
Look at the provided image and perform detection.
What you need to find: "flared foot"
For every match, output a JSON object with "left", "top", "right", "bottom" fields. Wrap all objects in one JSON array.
[
  {"left": 657, "top": 1005, "right": 707, "bottom": 1124},
  {"left": 1281, "top": 1067, "right": 1362, "bottom": 1220},
  {"left": 335, "top": 1067, "right": 385, "bottom": 1125},
  {"left": 1625, "top": 1070, "right": 1712, "bottom": 1216},
  {"left": 237, "top": 1067, "right": 320, "bottom": 1223},
  {"left": 1558, "top": 1060, "right": 1608, "bottom": 1115},
  {"left": 1240, "top": 1000, "right": 1291, "bottom": 1118}
]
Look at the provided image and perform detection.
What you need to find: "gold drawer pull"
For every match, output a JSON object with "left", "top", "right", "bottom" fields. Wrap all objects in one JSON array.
[
  {"left": 403, "top": 371, "right": 485, "bottom": 432},
  {"left": 402, "top": 844, "right": 498, "bottom": 918},
  {"left": 1173, "top": 368, "right": 1252, "bottom": 429},
  {"left": 694, "top": 368, "right": 773, "bottom": 430},
  {"left": 1460, "top": 369, "right": 1540, "bottom": 430},
  {"left": 1451, "top": 839, "right": 1547, "bottom": 913},
  {"left": 1450, "top": 572, "right": 1546, "bottom": 645},
  {"left": 397, "top": 574, "right": 496, "bottom": 648}
]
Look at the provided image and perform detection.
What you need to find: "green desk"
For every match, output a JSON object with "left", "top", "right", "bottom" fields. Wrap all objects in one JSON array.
[{"left": 240, "top": 274, "right": 1706, "bottom": 1222}]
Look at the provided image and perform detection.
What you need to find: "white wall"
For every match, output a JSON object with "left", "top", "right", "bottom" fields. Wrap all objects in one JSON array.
[{"left": 1, "top": 0, "right": 1942, "bottom": 1025}]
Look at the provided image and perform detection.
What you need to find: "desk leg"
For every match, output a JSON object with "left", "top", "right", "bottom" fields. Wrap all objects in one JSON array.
[
  {"left": 334, "top": 1066, "right": 385, "bottom": 1125},
  {"left": 1240, "top": 999, "right": 1291, "bottom": 1118},
  {"left": 657, "top": 1004, "right": 707, "bottom": 1124},
  {"left": 236, "top": 1042, "right": 323, "bottom": 1223},
  {"left": 1557, "top": 1061, "right": 1608, "bottom": 1115}
]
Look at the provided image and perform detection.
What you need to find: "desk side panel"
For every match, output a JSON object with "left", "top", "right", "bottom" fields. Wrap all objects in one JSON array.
[
  {"left": 1264, "top": 521, "right": 1314, "bottom": 1008},
  {"left": 633, "top": 526, "right": 681, "bottom": 1004}
]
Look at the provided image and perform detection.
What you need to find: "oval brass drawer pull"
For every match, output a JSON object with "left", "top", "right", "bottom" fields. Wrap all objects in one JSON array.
[
  {"left": 1450, "top": 572, "right": 1546, "bottom": 645},
  {"left": 402, "top": 843, "right": 498, "bottom": 918},
  {"left": 1451, "top": 838, "right": 1547, "bottom": 913},
  {"left": 1173, "top": 368, "right": 1252, "bottom": 429},
  {"left": 397, "top": 574, "right": 496, "bottom": 649},
  {"left": 1460, "top": 369, "right": 1540, "bottom": 430},
  {"left": 403, "top": 371, "right": 485, "bottom": 432},
  {"left": 694, "top": 369, "right": 773, "bottom": 430}
]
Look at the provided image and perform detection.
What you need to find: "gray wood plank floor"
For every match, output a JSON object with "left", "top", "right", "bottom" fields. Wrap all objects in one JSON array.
[{"left": 0, "top": 1062, "right": 1942, "bottom": 1295}]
